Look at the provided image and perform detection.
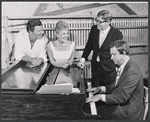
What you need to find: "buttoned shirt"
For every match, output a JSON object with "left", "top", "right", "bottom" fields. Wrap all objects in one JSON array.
[
  {"left": 81, "top": 26, "right": 111, "bottom": 63},
  {"left": 99, "top": 26, "right": 111, "bottom": 48},
  {"left": 96, "top": 26, "right": 111, "bottom": 62},
  {"left": 116, "top": 58, "right": 130, "bottom": 77},
  {"left": 14, "top": 29, "right": 48, "bottom": 62}
]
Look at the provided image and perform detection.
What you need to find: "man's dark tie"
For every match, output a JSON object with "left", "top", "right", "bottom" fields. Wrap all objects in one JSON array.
[{"left": 115, "top": 68, "right": 121, "bottom": 86}]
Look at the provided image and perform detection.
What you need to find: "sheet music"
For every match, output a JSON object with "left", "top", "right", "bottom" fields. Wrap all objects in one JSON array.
[{"left": 36, "top": 83, "right": 80, "bottom": 94}]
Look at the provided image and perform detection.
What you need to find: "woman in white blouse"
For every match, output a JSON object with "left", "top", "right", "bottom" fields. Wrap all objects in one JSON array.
[{"left": 46, "top": 21, "right": 80, "bottom": 86}]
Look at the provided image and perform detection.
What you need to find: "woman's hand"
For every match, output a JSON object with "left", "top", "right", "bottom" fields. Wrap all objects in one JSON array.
[
  {"left": 77, "top": 61, "right": 85, "bottom": 70},
  {"left": 62, "top": 62, "right": 70, "bottom": 69}
]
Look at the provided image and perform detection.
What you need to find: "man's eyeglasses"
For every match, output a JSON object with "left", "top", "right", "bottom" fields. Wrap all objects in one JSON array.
[{"left": 95, "top": 18, "right": 107, "bottom": 24}]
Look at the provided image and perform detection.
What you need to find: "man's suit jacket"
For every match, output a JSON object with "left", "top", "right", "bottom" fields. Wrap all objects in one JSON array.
[
  {"left": 82, "top": 25, "right": 123, "bottom": 73},
  {"left": 105, "top": 59, "right": 144, "bottom": 120}
]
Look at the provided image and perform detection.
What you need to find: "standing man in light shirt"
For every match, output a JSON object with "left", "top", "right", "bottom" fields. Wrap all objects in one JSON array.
[
  {"left": 86, "top": 40, "right": 144, "bottom": 120},
  {"left": 14, "top": 19, "right": 48, "bottom": 67},
  {"left": 77, "top": 10, "right": 123, "bottom": 87}
]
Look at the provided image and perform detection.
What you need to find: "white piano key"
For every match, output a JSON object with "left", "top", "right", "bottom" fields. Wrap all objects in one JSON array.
[{"left": 87, "top": 82, "right": 97, "bottom": 115}]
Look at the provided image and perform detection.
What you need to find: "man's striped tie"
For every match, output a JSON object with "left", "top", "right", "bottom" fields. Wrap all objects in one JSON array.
[{"left": 115, "top": 68, "right": 121, "bottom": 86}]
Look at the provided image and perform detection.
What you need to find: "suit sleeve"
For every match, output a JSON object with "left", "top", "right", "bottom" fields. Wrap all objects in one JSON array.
[
  {"left": 105, "top": 70, "right": 142, "bottom": 105},
  {"left": 105, "top": 84, "right": 115, "bottom": 93},
  {"left": 82, "top": 26, "right": 94, "bottom": 59}
]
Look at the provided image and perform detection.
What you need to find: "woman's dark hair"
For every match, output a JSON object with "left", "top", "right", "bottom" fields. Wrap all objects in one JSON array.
[{"left": 26, "top": 19, "right": 42, "bottom": 33}]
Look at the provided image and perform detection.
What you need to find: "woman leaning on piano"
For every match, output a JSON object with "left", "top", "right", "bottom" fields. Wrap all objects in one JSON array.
[{"left": 46, "top": 20, "right": 81, "bottom": 86}]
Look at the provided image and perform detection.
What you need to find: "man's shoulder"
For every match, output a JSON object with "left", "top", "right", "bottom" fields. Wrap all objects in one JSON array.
[
  {"left": 16, "top": 29, "right": 28, "bottom": 41},
  {"left": 111, "top": 26, "right": 121, "bottom": 32},
  {"left": 110, "top": 26, "right": 122, "bottom": 35},
  {"left": 92, "top": 25, "right": 97, "bottom": 29},
  {"left": 126, "top": 59, "right": 142, "bottom": 74},
  {"left": 41, "top": 35, "right": 49, "bottom": 43},
  {"left": 17, "top": 29, "right": 27, "bottom": 35},
  {"left": 90, "top": 25, "right": 99, "bottom": 33}
]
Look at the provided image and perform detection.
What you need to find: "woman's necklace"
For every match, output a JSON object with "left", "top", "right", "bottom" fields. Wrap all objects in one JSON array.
[
  {"left": 57, "top": 40, "right": 65, "bottom": 46},
  {"left": 55, "top": 40, "right": 70, "bottom": 50}
]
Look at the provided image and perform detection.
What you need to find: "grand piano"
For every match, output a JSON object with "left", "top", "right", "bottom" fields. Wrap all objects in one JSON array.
[{"left": 1, "top": 61, "right": 101, "bottom": 120}]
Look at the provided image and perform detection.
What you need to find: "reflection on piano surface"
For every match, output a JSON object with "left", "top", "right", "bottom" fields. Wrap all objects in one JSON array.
[
  {"left": 1, "top": 61, "right": 101, "bottom": 120},
  {"left": 1, "top": 61, "right": 49, "bottom": 93}
]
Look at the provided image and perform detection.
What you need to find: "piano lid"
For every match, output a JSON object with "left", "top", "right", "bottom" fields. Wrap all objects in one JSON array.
[{"left": 1, "top": 61, "right": 50, "bottom": 94}]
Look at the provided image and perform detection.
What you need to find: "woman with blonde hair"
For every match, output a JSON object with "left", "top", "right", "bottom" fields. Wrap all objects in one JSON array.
[{"left": 46, "top": 21, "right": 80, "bottom": 86}]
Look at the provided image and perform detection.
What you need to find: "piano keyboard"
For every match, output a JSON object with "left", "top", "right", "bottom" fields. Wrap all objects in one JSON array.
[{"left": 87, "top": 82, "right": 97, "bottom": 115}]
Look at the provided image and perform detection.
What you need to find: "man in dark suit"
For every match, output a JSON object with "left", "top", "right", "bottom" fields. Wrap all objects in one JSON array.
[
  {"left": 77, "top": 10, "right": 123, "bottom": 87},
  {"left": 86, "top": 40, "right": 144, "bottom": 120}
]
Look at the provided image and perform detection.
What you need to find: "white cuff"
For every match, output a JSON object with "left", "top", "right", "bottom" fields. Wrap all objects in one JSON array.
[
  {"left": 101, "top": 86, "right": 106, "bottom": 93},
  {"left": 80, "top": 58, "right": 85, "bottom": 62},
  {"left": 101, "top": 94, "right": 106, "bottom": 102}
]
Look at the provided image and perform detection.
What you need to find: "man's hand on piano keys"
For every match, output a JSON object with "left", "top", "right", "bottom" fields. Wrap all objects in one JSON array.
[
  {"left": 86, "top": 94, "right": 102, "bottom": 103},
  {"left": 86, "top": 86, "right": 102, "bottom": 94}
]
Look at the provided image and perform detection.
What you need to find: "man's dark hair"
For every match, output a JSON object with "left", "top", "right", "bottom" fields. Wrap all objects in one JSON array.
[
  {"left": 109, "top": 40, "right": 130, "bottom": 55},
  {"left": 26, "top": 19, "right": 42, "bottom": 33}
]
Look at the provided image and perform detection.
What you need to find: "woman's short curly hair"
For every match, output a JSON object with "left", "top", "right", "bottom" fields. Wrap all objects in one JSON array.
[{"left": 55, "top": 21, "right": 69, "bottom": 34}]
